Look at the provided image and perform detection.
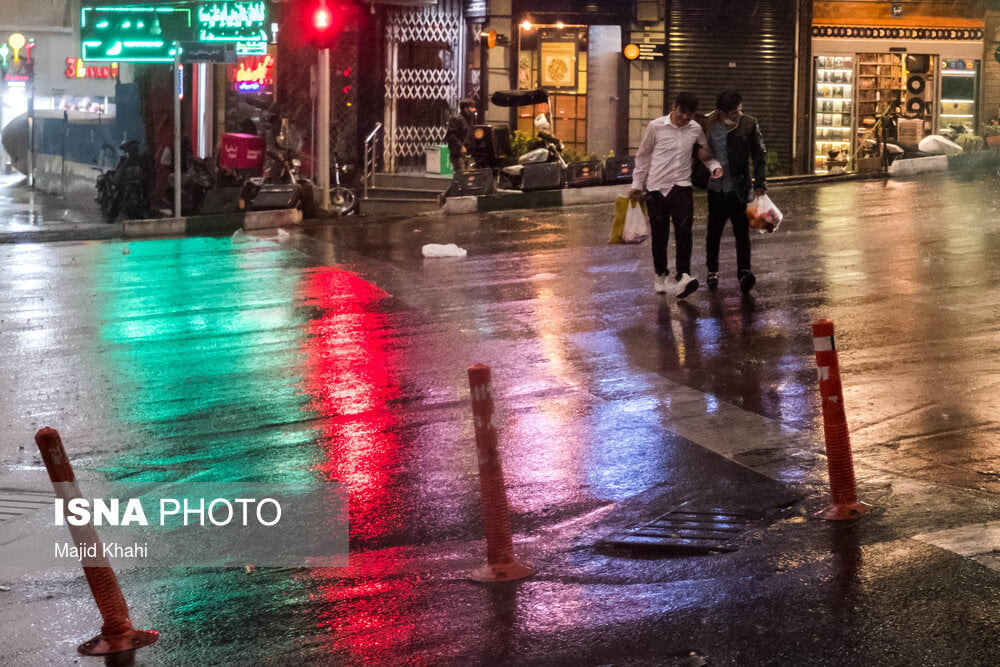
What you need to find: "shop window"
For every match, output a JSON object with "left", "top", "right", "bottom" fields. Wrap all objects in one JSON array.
[{"left": 516, "top": 26, "right": 589, "bottom": 158}]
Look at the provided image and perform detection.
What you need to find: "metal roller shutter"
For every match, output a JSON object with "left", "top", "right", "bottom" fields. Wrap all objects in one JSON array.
[{"left": 666, "top": 0, "right": 797, "bottom": 172}]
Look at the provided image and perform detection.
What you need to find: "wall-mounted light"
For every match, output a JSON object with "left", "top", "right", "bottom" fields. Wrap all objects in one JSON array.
[
  {"left": 520, "top": 20, "right": 532, "bottom": 31},
  {"left": 891, "top": 4, "right": 903, "bottom": 18}
]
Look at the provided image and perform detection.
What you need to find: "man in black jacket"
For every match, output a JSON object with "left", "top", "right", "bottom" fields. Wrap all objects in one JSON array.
[
  {"left": 698, "top": 90, "right": 767, "bottom": 293},
  {"left": 445, "top": 99, "right": 477, "bottom": 173},
  {"left": 439, "top": 99, "right": 478, "bottom": 205}
]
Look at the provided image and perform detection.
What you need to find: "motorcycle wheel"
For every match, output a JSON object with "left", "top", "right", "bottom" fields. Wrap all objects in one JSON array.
[
  {"left": 122, "top": 185, "right": 150, "bottom": 221},
  {"left": 100, "top": 194, "right": 119, "bottom": 224},
  {"left": 330, "top": 186, "right": 357, "bottom": 215}
]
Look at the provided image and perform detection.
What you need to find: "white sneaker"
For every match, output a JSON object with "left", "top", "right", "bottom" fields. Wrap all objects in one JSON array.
[
  {"left": 654, "top": 274, "right": 669, "bottom": 293},
  {"left": 675, "top": 273, "right": 699, "bottom": 299}
]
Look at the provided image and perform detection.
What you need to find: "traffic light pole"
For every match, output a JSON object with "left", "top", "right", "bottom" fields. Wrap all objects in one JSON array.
[
  {"left": 317, "top": 47, "right": 331, "bottom": 212},
  {"left": 173, "top": 43, "right": 182, "bottom": 218}
]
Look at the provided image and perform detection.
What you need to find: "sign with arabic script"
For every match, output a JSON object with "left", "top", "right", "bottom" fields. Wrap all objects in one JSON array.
[
  {"left": 179, "top": 41, "right": 236, "bottom": 63},
  {"left": 197, "top": 2, "right": 268, "bottom": 43},
  {"left": 80, "top": 5, "right": 194, "bottom": 62}
]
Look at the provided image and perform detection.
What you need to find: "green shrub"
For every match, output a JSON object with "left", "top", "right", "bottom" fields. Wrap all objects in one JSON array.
[
  {"left": 955, "top": 133, "right": 984, "bottom": 153},
  {"left": 510, "top": 130, "right": 535, "bottom": 159}
]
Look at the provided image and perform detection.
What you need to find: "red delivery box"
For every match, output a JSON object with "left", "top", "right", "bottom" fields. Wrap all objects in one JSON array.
[{"left": 219, "top": 132, "right": 265, "bottom": 170}]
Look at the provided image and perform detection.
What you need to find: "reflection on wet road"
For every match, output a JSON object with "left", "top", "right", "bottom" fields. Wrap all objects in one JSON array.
[{"left": 3, "top": 174, "right": 1000, "bottom": 664}]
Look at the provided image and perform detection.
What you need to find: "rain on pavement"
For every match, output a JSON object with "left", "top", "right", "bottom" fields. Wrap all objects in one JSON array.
[{"left": 1, "top": 172, "right": 1000, "bottom": 665}]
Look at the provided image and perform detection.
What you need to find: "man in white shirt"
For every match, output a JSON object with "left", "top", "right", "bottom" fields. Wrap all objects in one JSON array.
[{"left": 628, "top": 92, "right": 722, "bottom": 299}]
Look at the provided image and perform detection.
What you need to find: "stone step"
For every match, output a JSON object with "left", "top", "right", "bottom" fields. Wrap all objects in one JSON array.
[
  {"left": 357, "top": 197, "right": 440, "bottom": 217},
  {"left": 372, "top": 172, "right": 452, "bottom": 191},
  {"left": 365, "top": 186, "right": 441, "bottom": 200}
]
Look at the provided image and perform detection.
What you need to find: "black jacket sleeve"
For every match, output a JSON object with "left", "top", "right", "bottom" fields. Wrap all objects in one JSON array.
[{"left": 749, "top": 120, "right": 767, "bottom": 191}]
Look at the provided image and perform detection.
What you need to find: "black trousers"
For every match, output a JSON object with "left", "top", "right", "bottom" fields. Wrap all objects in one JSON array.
[
  {"left": 706, "top": 190, "right": 751, "bottom": 276},
  {"left": 647, "top": 187, "right": 694, "bottom": 278}
]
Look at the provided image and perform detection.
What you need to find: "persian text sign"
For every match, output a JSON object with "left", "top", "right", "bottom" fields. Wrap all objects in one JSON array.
[
  {"left": 197, "top": 1, "right": 268, "bottom": 43},
  {"left": 80, "top": 5, "right": 194, "bottom": 62},
  {"left": 65, "top": 57, "right": 120, "bottom": 79}
]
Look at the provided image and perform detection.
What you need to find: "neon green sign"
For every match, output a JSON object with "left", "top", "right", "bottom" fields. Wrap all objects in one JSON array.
[
  {"left": 80, "top": 6, "right": 194, "bottom": 62},
  {"left": 197, "top": 2, "right": 268, "bottom": 43}
]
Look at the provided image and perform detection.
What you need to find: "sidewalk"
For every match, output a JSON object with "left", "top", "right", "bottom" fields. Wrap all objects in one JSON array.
[{"left": 0, "top": 174, "right": 302, "bottom": 243}]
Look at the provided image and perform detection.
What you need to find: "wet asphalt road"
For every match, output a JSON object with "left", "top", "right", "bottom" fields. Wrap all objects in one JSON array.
[{"left": 1, "top": 172, "right": 1000, "bottom": 665}]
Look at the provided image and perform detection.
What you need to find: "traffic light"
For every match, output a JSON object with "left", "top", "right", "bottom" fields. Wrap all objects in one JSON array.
[{"left": 303, "top": 1, "right": 360, "bottom": 50}]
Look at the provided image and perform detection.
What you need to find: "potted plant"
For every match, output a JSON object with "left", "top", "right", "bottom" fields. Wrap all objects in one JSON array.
[{"left": 983, "top": 123, "right": 1000, "bottom": 149}]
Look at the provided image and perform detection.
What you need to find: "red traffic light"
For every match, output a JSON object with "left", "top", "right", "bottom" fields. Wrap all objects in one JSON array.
[
  {"left": 313, "top": 5, "right": 333, "bottom": 30},
  {"left": 302, "top": 1, "right": 360, "bottom": 49}
]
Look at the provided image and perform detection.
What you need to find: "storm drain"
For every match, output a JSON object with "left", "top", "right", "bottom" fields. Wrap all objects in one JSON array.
[
  {"left": 599, "top": 503, "right": 766, "bottom": 555},
  {"left": 0, "top": 492, "right": 54, "bottom": 523}
]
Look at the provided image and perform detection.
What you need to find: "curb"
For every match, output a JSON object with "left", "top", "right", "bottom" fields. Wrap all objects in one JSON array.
[
  {"left": 122, "top": 208, "right": 302, "bottom": 239},
  {"left": 442, "top": 174, "right": 864, "bottom": 215}
]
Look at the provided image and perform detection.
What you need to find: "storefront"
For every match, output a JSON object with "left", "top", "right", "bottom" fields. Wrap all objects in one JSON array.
[
  {"left": 509, "top": 0, "right": 628, "bottom": 161},
  {"left": 811, "top": 3, "right": 985, "bottom": 173},
  {"left": 1, "top": 29, "right": 120, "bottom": 171},
  {"left": 623, "top": 0, "right": 803, "bottom": 175}
]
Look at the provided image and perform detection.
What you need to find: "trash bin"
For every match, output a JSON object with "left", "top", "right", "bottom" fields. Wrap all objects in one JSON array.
[{"left": 426, "top": 144, "right": 452, "bottom": 175}]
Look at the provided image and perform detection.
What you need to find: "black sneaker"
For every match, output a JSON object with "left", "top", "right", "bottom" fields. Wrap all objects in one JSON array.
[
  {"left": 707, "top": 272, "right": 719, "bottom": 289},
  {"left": 739, "top": 271, "right": 756, "bottom": 294}
]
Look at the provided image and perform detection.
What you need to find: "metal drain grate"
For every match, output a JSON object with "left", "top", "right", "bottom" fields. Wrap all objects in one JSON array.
[
  {"left": 600, "top": 503, "right": 765, "bottom": 554},
  {"left": 0, "top": 492, "right": 54, "bottom": 523}
]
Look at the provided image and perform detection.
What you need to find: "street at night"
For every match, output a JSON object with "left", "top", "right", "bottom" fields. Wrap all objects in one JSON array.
[{"left": 2, "top": 171, "right": 1000, "bottom": 665}]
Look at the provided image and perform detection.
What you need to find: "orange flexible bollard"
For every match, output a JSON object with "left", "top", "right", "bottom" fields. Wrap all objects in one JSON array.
[
  {"left": 34, "top": 427, "right": 159, "bottom": 655},
  {"left": 811, "top": 322, "right": 872, "bottom": 520},
  {"left": 466, "top": 365, "right": 535, "bottom": 582}
]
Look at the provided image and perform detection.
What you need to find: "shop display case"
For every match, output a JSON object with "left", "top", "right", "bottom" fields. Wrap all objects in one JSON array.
[
  {"left": 813, "top": 55, "right": 853, "bottom": 174},
  {"left": 938, "top": 59, "right": 978, "bottom": 136}
]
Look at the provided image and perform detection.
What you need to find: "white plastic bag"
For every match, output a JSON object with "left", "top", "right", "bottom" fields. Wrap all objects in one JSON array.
[
  {"left": 422, "top": 243, "right": 468, "bottom": 257},
  {"left": 746, "top": 194, "right": 783, "bottom": 234},
  {"left": 622, "top": 199, "right": 650, "bottom": 244}
]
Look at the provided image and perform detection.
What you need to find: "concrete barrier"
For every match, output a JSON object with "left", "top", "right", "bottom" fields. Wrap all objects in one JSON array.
[
  {"left": 122, "top": 208, "right": 299, "bottom": 239},
  {"left": 888, "top": 155, "right": 949, "bottom": 177}
]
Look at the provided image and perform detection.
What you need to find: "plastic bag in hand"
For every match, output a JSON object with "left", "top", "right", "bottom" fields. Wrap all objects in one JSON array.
[
  {"left": 622, "top": 198, "right": 650, "bottom": 244},
  {"left": 747, "top": 193, "right": 783, "bottom": 234}
]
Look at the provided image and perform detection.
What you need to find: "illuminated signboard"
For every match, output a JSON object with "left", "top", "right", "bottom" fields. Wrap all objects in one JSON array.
[
  {"left": 231, "top": 53, "right": 273, "bottom": 93},
  {"left": 80, "top": 5, "right": 194, "bottom": 62},
  {"left": 1, "top": 33, "right": 36, "bottom": 85},
  {"left": 197, "top": 2, "right": 268, "bottom": 43},
  {"left": 65, "top": 57, "right": 119, "bottom": 79}
]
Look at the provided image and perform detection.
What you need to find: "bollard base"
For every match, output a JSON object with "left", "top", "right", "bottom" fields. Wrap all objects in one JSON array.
[
  {"left": 78, "top": 628, "right": 159, "bottom": 656},
  {"left": 815, "top": 500, "right": 873, "bottom": 521},
  {"left": 468, "top": 560, "right": 535, "bottom": 583}
]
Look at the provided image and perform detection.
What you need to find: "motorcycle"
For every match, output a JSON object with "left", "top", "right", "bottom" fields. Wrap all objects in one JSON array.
[
  {"left": 329, "top": 153, "right": 357, "bottom": 215},
  {"left": 244, "top": 117, "right": 320, "bottom": 217},
  {"left": 167, "top": 156, "right": 215, "bottom": 216},
  {"left": 95, "top": 140, "right": 153, "bottom": 223},
  {"left": 498, "top": 123, "right": 567, "bottom": 191}
]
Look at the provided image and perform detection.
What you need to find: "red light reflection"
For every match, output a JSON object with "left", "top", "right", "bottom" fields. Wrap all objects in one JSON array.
[
  {"left": 300, "top": 268, "right": 420, "bottom": 661},
  {"left": 300, "top": 268, "right": 404, "bottom": 543}
]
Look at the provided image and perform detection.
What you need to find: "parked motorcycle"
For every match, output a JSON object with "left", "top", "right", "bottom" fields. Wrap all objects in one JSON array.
[
  {"left": 498, "top": 120, "right": 566, "bottom": 191},
  {"left": 95, "top": 140, "right": 153, "bottom": 223},
  {"left": 244, "top": 117, "right": 319, "bottom": 217},
  {"left": 329, "top": 153, "right": 357, "bottom": 215},
  {"left": 168, "top": 155, "right": 215, "bottom": 216}
]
